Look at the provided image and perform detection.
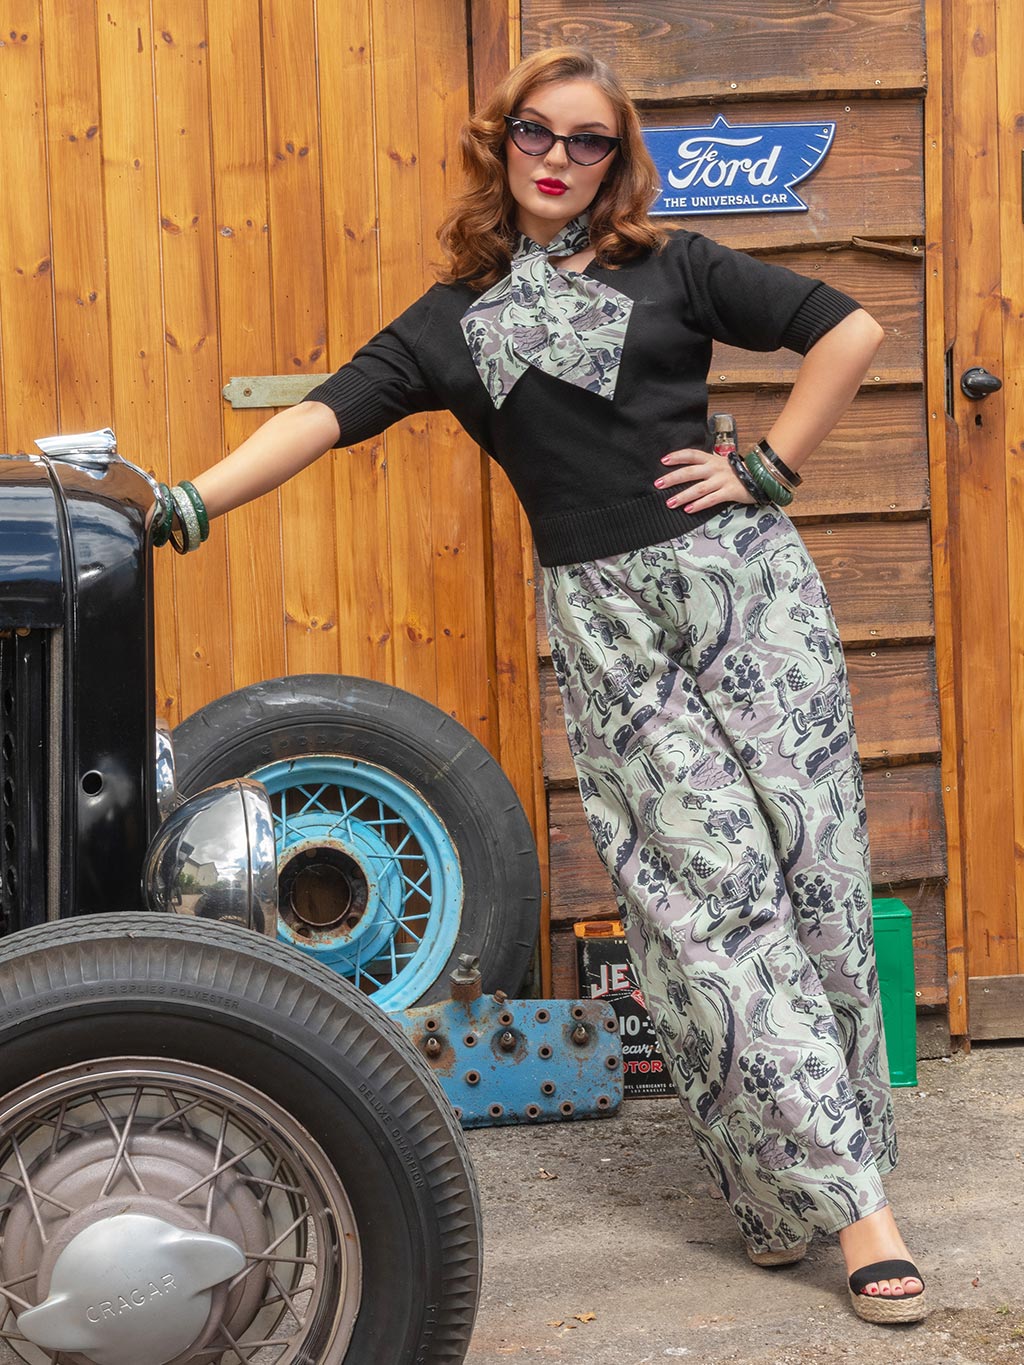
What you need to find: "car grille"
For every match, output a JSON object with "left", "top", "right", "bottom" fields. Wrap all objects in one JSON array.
[{"left": 0, "top": 630, "right": 53, "bottom": 935}]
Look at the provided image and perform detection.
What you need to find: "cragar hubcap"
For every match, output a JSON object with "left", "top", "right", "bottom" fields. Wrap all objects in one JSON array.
[
  {"left": 0, "top": 1060, "right": 362, "bottom": 1364},
  {"left": 17, "top": 1213, "right": 244, "bottom": 1365}
]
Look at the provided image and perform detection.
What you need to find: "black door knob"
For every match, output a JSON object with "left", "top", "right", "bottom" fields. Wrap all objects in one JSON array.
[{"left": 961, "top": 366, "right": 1003, "bottom": 399}]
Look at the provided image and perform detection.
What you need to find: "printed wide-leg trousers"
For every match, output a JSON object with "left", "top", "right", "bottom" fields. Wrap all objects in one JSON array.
[{"left": 543, "top": 502, "right": 898, "bottom": 1253}]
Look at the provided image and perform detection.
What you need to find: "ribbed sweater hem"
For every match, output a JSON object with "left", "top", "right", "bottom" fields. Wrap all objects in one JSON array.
[{"left": 531, "top": 490, "right": 721, "bottom": 567}]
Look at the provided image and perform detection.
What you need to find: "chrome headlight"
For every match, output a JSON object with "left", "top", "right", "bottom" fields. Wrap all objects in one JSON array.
[{"left": 143, "top": 779, "right": 278, "bottom": 936}]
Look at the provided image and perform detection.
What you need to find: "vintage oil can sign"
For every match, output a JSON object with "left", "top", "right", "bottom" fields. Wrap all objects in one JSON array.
[
  {"left": 575, "top": 923, "right": 674, "bottom": 1099},
  {"left": 643, "top": 114, "right": 836, "bottom": 216}
]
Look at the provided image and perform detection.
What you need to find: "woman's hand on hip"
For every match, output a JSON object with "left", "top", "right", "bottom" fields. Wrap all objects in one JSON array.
[{"left": 654, "top": 447, "right": 755, "bottom": 513}]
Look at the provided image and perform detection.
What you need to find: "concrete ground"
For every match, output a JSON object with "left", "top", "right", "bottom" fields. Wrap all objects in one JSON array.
[{"left": 463, "top": 1041, "right": 1024, "bottom": 1364}]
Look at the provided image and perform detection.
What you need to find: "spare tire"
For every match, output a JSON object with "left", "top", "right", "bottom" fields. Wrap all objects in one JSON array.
[
  {"left": 173, "top": 674, "right": 541, "bottom": 1008},
  {"left": 0, "top": 914, "right": 481, "bottom": 1364}
]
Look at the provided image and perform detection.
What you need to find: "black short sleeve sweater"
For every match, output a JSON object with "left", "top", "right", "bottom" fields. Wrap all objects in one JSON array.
[{"left": 305, "top": 228, "right": 858, "bottom": 566}]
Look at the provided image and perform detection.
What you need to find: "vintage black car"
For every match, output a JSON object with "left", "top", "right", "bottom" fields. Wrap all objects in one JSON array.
[{"left": 0, "top": 429, "right": 494, "bottom": 1364}]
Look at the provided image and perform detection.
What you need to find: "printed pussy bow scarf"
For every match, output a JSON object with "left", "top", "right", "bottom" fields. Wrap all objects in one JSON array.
[{"left": 459, "top": 214, "right": 634, "bottom": 409}]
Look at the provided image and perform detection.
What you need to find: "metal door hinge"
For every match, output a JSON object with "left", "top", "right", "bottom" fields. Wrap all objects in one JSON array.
[{"left": 222, "top": 376, "right": 319, "bottom": 409}]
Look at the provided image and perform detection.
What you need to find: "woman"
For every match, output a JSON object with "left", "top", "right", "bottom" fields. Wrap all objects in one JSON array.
[{"left": 171, "top": 46, "right": 927, "bottom": 1325}]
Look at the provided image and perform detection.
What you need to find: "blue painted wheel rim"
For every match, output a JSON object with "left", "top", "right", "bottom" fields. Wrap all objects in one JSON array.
[{"left": 250, "top": 756, "right": 464, "bottom": 1010}]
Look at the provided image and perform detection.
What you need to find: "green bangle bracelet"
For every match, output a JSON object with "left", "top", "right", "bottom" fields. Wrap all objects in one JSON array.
[
  {"left": 745, "top": 450, "right": 793, "bottom": 505},
  {"left": 177, "top": 480, "right": 210, "bottom": 543},
  {"left": 743, "top": 449, "right": 794, "bottom": 506},
  {"left": 152, "top": 484, "right": 174, "bottom": 547}
]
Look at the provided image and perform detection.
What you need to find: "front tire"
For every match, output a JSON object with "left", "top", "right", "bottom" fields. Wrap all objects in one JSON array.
[
  {"left": 173, "top": 675, "right": 542, "bottom": 1007},
  {"left": 0, "top": 915, "right": 481, "bottom": 1364}
]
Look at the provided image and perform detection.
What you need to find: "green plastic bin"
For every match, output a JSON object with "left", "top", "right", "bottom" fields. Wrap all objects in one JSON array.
[{"left": 871, "top": 896, "right": 918, "bottom": 1087}]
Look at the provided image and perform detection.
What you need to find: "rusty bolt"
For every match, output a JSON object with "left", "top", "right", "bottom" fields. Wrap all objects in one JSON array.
[
  {"left": 424, "top": 1036, "right": 442, "bottom": 1057},
  {"left": 493, "top": 989, "right": 508, "bottom": 1004},
  {"left": 451, "top": 954, "right": 482, "bottom": 1004},
  {"left": 571, "top": 1024, "right": 589, "bottom": 1046},
  {"left": 499, "top": 1030, "right": 516, "bottom": 1051}
]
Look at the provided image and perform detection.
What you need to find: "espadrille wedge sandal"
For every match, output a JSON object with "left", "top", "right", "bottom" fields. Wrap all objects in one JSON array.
[
  {"left": 746, "top": 1242, "right": 807, "bottom": 1268},
  {"left": 847, "top": 1258, "right": 928, "bottom": 1323}
]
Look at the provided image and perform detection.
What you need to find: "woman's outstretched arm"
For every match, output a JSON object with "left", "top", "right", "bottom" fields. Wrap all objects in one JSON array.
[
  {"left": 655, "top": 308, "right": 885, "bottom": 514},
  {"left": 189, "top": 400, "right": 341, "bottom": 519}
]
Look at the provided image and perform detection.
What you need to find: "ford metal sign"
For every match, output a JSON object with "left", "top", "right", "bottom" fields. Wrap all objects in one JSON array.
[{"left": 643, "top": 115, "right": 836, "bottom": 216}]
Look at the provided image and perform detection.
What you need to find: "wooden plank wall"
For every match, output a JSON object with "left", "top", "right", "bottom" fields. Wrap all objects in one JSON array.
[
  {"left": 0, "top": 2, "right": 547, "bottom": 865},
  {"left": 521, "top": 3, "right": 948, "bottom": 1011}
]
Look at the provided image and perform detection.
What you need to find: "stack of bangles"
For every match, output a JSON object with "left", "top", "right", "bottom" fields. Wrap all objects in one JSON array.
[
  {"left": 151, "top": 481, "right": 210, "bottom": 554},
  {"left": 727, "top": 439, "right": 802, "bottom": 508}
]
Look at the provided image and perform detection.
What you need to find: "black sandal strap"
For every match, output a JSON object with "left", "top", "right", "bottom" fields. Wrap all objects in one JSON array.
[{"left": 848, "top": 1259, "right": 924, "bottom": 1295}]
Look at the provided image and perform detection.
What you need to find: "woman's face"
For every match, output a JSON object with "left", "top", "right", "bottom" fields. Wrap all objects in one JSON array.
[{"left": 505, "top": 79, "right": 620, "bottom": 247}]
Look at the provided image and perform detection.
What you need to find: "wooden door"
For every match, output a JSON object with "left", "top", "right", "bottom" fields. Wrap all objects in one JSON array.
[
  {"left": 943, "top": 0, "right": 1024, "bottom": 1039},
  {"left": 522, "top": 3, "right": 958, "bottom": 1017}
]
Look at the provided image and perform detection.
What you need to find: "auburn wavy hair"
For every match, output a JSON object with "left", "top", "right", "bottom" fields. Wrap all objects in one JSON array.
[{"left": 437, "top": 48, "right": 666, "bottom": 289}]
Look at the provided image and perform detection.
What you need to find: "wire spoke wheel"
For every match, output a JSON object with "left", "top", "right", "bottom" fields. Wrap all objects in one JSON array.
[
  {"left": 0, "top": 1060, "right": 360, "bottom": 1365},
  {"left": 255, "top": 757, "right": 462, "bottom": 1009},
  {"left": 0, "top": 917, "right": 482, "bottom": 1365}
]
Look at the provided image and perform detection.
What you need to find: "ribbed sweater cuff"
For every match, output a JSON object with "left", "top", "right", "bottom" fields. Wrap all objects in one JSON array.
[
  {"left": 781, "top": 283, "right": 861, "bottom": 354},
  {"left": 303, "top": 367, "right": 386, "bottom": 447}
]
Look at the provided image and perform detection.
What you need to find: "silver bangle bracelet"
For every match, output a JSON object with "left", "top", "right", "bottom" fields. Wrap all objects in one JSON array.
[
  {"left": 755, "top": 438, "right": 802, "bottom": 489},
  {"left": 169, "top": 484, "right": 203, "bottom": 555}
]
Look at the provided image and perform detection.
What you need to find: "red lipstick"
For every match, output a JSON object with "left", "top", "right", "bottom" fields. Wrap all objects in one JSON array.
[{"left": 536, "top": 179, "right": 567, "bottom": 195}]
